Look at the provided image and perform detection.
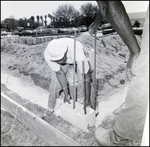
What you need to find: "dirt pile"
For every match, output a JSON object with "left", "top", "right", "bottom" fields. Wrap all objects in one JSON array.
[{"left": 1, "top": 33, "right": 142, "bottom": 101}]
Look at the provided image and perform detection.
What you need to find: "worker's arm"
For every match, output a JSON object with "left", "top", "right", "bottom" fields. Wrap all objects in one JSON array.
[
  {"left": 89, "top": 1, "right": 140, "bottom": 75},
  {"left": 89, "top": 10, "right": 104, "bottom": 36},
  {"left": 56, "top": 67, "right": 71, "bottom": 103}
]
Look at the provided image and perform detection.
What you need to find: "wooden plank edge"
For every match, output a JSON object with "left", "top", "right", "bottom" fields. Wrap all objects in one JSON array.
[{"left": 1, "top": 93, "right": 81, "bottom": 146}]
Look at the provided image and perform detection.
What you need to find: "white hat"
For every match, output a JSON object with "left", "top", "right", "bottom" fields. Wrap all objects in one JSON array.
[{"left": 47, "top": 39, "right": 67, "bottom": 61}]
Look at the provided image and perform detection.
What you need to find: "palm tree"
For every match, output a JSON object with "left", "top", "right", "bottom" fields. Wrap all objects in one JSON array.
[
  {"left": 30, "top": 16, "right": 35, "bottom": 22},
  {"left": 44, "top": 15, "right": 47, "bottom": 26},
  {"left": 40, "top": 16, "right": 43, "bottom": 26},
  {"left": 36, "top": 15, "right": 40, "bottom": 24},
  {"left": 48, "top": 14, "right": 52, "bottom": 20},
  {"left": 44, "top": 15, "right": 47, "bottom": 20}
]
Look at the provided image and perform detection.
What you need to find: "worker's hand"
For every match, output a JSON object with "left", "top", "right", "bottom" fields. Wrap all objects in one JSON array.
[
  {"left": 126, "top": 52, "right": 140, "bottom": 81},
  {"left": 64, "top": 95, "right": 71, "bottom": 104},
  {"left": 88, "top": 22, "right": 98, "bottom": 36},
  {"left": 126, "top": 68, "right": 134, "bottom": 81}
]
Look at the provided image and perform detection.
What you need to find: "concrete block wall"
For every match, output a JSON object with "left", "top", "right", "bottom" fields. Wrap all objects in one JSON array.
[
  {"left": 20, "top": 36, "right": 49, "bottom": 45},
  {"left": 1, "top": 35, "right": 59, "bottom": 46},
  {"left": 1, "top": 35, "right": 20, "bottom": 46},
  {"left": 1, "top": 34, "right": 77, "bottom": 47}
]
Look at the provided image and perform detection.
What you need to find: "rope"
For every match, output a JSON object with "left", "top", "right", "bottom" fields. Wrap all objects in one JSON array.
[
  {"left": 4, "top": 71, "right": 128, "bottom": 102},
  {"left": 2, "top": 100, "right": 32, "bottom": 137}
]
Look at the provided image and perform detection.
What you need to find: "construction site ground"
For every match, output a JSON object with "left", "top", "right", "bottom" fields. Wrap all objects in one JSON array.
[{"left": 1, "top": 32, "right": 142, "bottom": 146}]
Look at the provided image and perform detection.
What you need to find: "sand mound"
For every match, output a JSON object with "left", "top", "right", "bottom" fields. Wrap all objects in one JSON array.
[{"left": 1, "top": 33, "right": 142, "bottom": 101}]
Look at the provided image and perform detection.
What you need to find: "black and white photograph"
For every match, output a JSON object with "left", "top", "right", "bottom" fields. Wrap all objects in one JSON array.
[{"left": 1, "top": 1, "right": 149, "bottom": 146}]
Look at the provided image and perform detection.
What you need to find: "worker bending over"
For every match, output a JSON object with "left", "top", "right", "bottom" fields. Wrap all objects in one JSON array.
[{"left": 44, "top": 38, "right": 93, "bottom": 113}]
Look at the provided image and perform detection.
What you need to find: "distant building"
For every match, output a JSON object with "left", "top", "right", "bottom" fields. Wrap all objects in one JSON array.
[{"left": 128, "top": 12, "right": 146, "bottom": 28}]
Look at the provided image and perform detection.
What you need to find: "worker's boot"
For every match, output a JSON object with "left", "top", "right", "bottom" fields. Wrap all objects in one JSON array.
[{"left": 95, "top": 127, "right": 131, "bottom": 146}]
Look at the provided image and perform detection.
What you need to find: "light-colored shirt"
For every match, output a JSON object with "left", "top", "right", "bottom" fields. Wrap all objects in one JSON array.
[{"left": 44, "top": 38, "right": 89, "bottom": 73}]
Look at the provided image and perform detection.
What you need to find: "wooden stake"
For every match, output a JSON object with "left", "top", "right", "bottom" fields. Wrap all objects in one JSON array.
[
  {"left": 94, "top": 33, "right": 97, "bottom": 110},
  {"left": 82, "top": 61, "right": 86, "bottom": 114}
]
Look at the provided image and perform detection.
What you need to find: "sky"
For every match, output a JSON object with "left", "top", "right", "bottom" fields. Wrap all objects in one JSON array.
[{"left": 1, "top": 1, "right": 149, "bottom": 22}]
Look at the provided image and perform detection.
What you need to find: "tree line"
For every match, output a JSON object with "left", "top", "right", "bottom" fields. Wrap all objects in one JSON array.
[{"left": 1, "top": 3, "right": 107, "bottom": 32}]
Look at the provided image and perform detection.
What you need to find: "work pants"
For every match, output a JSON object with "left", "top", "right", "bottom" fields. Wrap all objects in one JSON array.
[{"left": 114, "top": 6, "right": 149, "bottom": 141}]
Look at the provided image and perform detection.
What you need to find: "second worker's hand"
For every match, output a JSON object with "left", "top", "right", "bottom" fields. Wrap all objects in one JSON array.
[
  {"left": 88, "top": 22, "right": 98, "bottom": 36},
  {"left": 126, "top": 68, "right": 134, "bottom": 81},
  {"left": 126, "top": 51, "right": 140, "bottom": 81}
]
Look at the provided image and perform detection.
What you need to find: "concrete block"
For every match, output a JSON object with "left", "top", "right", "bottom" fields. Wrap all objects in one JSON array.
[
  {"left": 39, "top": 37, "right": 42, "bottom": 43},
  {"left": 21, "top": 37, "right": 26, "bottom": 44},
  {"left": 39, "top": 38, "right": 41, "bottom": 43},
  {"left": 27, "top": 38, "right": 32, "bottom": 45},
  {"left": 37, "top": 38, "right": 40, "bottom": 44},
  {"left": 45, "top": 37, "right": 47, "bottom": 42},
  {"left": 32, "top": 38, "right": 37, "bottom": 45},
  {"left": 29, "top": 38, "right": 32, "bottom": 45},
  {"left": 41, "top": 37, "right": 44, "bottom": 43},
  {"left": 26, "top": 38, "right": 29, "bottom": 45},
  {"left": 24, "top": 38, "right": 27, "bottom": 44},
  {"left": 43, "top": 37, "right": 45, "bottom": 42},
  {"left": 45, "top": 37, "right": 48, "bottom": 42},
  {"left": 61, "top": 100, "right": 95, "bottom": 132},
  {"left": 50, "top": 36, "right": 54, "bottom": 41},
  {"left": 47, "top": 37, "right": 50, "bottom": 41}
]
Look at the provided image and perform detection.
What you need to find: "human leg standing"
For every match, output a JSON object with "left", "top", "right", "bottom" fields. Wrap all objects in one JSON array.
[
  {"left": 114, "top": 5, "right": 149, "bottom": 141},
  {"left": 94, "top": 5, "right": 149, "bottom": 146}
]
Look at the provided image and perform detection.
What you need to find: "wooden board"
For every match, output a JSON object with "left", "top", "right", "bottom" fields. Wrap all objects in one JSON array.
[{"left": 1, "top": 93, "right": 81, "bottom": 146}]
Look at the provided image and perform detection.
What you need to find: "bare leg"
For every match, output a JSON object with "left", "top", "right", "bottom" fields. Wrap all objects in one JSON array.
[{"left": 92, "top": 2, "right": 149, "bottom": 145}]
